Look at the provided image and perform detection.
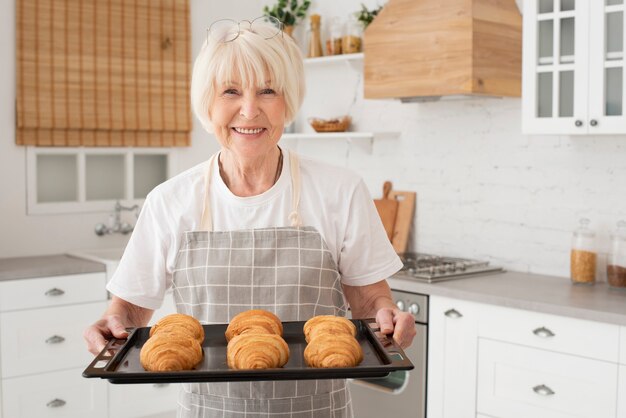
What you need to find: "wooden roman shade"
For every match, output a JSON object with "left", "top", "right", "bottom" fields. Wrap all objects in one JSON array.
[{"left": 16, "top": 0, "right": 191, "bottom": 146}]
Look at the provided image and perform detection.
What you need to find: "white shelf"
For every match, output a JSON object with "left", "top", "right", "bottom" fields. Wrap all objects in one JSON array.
[
  {"left": 282, "top": 131, "right": 398, "bottom": 141},
  {"left": 304, "top": 53, "right": 364, "bottom": 65}
]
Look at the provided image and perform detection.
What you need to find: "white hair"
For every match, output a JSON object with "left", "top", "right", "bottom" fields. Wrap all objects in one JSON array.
[{"left": 191, "top": 21, "right": 305, "bottom": 133}]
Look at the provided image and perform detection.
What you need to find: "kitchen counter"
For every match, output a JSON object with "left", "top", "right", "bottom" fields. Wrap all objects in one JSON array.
[
  {"left": 388, "top": 271, "right": 626, "bottom": 326},
  {"left": 0, "top": 254, "right": 105, "bottom": 281}
]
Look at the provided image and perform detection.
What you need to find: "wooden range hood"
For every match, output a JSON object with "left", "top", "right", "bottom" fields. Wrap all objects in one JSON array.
[{"left": 363, "top": 0, "right": 522, "bottom": 101}]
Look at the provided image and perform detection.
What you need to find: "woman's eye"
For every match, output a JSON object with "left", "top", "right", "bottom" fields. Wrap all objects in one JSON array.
[
  {"left": 222, "top": 89, "right": 239, "bottom": 95},
  {"left": 260, "top": 88, "right": 276, "bottom": 95}
]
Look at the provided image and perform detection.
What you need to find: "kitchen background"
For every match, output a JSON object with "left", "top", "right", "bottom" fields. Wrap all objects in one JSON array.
[{"left": 1, "top": 0, "right": 626, "bottom": 282}]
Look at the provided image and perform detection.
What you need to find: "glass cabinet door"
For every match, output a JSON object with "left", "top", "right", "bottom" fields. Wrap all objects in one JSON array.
[
  {"left": 523, "top": 0, "right": 590, "bottom": 134},
  {"left": 589, "top": 0, "right": 626, "bottom": 133}
]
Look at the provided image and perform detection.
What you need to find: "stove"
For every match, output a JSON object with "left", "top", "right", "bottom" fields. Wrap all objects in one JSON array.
[{"left": 397, "top": 252, "right": 503, "bottom": 282}]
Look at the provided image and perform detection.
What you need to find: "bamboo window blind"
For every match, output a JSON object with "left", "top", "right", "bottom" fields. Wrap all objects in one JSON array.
[{"left": 16, "top": 0, "right": 191, "bottom": 147}]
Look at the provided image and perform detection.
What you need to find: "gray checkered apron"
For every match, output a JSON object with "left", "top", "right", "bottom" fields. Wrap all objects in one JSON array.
[{"left": 172, "top": 151, "right": 353, "bottom": 418}]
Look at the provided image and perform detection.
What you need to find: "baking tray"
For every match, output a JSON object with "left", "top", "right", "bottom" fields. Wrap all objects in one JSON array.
[{"left": 83, "top": 318, "right": 414, "bottom": 384}]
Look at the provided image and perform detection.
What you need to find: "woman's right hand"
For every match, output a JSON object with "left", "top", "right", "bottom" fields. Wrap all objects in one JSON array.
[{"left": 83, "top": 314, "right": 129, "bottom": 356}]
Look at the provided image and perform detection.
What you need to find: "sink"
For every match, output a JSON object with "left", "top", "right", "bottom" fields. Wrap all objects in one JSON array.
[{"left": 67, "top": 247, "right": 126, "bottom": 282}]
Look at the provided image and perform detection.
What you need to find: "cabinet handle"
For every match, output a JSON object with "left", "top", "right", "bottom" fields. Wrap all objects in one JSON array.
[
  {"left": 532, "top": 327, "right": 555, "bottom": 338},
  {"left": 444, "top": 309, "right": 462, "bottom": 318},
  {"left": 575, "top": 120, "right": 583, "bottom": 127},
  {"left": 590, "top": 119, "right": 598, "bottom": 127},
  {"left": 153, "top": 383, "right": 169, "bottom": 388},
  {"left": 45, "top": 287, "right": 65, "bottom": 297},
  {"left": 532, "top": 384, "right": 555, "bottom": 396},
  {"left": 46, "top": 398, "right": 67, "bottom": 408},
  {"left": 45, "top": 335, "right": 66, "bottom": 344}
]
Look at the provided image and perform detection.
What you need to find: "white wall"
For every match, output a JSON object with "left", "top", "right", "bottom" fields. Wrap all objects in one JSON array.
[{"left": 2, "top": 0, "right": 626, "bottom": 282}]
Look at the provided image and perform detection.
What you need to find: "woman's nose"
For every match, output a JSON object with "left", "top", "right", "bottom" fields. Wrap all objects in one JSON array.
[{"left": 239, "top": 96, "right": 261, "bottom": 120}]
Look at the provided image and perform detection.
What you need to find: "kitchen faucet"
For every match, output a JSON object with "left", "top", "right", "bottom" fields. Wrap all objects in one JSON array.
[{"left": 94, "top": 201, "right": 140, "bottom": 236}]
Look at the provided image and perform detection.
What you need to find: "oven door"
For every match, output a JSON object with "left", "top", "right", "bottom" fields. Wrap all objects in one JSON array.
[{"left": 348, "top": 322, "right": 426, "bottom": 418}]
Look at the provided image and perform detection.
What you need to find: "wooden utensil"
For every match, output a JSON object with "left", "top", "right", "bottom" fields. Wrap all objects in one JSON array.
[{"left": 374, "top": 181, "right": 399, "bottom": 242}]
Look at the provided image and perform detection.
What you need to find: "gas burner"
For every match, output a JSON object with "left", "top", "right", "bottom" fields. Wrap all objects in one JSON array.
[{"left": 397, "top": 252, "right": 503, "bottom": 282}]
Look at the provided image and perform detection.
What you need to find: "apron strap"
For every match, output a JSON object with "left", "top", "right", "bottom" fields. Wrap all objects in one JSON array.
[{"left": 200, "top": 149, "right": 303, "bottom": 231}]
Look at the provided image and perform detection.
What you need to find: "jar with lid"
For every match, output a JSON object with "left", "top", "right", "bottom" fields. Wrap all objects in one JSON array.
[
  {"left": 326, "top": 16, "right": 343, "bottom": 55},
  {"left": 307, "top": 14, "right": 324, "bottom": 58},
  {"left": 342, "top": 16, "right": 362, "bottom": 54},
  {"left": 607, "top": 221, "right": 626, "bottom": 288},
  {"left": 570, "top": 218, "right": 597, "bottom": 284}
]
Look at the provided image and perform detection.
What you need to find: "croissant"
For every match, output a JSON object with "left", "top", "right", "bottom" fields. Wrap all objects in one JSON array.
[
  {"left": 227, "top": 333, "right": 290, "bottom": 369},
  {"left": 149, "top": 313, "right": 205, "bottom": 344},
  {"left": 140, "top": 331, "right": 203, "bottom": 371},
  {"left": 225, "top": 309, "right": 283, "bottom": 342},
  {"left": 303, "top": 315, "right": 356, "bottom": 343},
  {"left": 304, "top": 333, "right": 363, "bottom": 368}
]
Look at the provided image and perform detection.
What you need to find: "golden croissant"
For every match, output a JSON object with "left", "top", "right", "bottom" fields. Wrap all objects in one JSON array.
[
  {"left": 227, "top": 333, "right": 290, "bottom": 369},
  {"left": 225, "top": 309, "right": 283, "bottom": 342},
  {"left": 304, "top": 333, "right": 363, "bottom": 368},
  {"left": 149, "top": 313, "right": 205, "bottom": 344},
  {"left": 140, "top": 331, "right": 203, "bottom": 371},
  {"left": 303, "top": 315, "right": 356, "bottom": 343}
]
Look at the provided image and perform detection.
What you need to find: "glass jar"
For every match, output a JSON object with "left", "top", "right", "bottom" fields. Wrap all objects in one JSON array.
[
  {"left": 570, "top": 218, "right": 597, "bottom": 284},
  {"left": 607, "top": 220, "right": 626, "bottom": 288},
  {"left": 326, "top": 17, "right": 343, "bottom": 55},
  {"left": 342, "top": 16, "right": 362, "bottom": 54},
  {"left": 307, "top": 14, "right": 323, "bottom": 58}
]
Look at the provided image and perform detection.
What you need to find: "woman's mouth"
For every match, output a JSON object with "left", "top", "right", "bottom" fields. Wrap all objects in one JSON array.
[{"left": 232, "top": 127, "right": 266, "bottom": 135}]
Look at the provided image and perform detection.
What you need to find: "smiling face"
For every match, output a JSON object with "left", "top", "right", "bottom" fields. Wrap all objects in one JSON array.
[{"left": 209, "top": 78, "right": 286, "bottom": 160}]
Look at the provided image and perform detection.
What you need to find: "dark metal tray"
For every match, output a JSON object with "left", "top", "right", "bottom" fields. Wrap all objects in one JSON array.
[{"left": 83, "top": 318, "right": 414, "bottom": 384}]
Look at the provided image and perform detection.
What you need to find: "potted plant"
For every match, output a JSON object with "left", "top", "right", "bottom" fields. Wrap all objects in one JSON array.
[
  {"left": 263, "top": 0, "right": 311, "bottom": 36},
  {"left": 355, "top": 3, "right": 383, "bottom": 29}
]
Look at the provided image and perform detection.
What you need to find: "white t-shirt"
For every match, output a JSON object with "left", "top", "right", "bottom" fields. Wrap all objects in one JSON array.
[{"left": 107, "top": 149, "right": 403, "bottom": 310}]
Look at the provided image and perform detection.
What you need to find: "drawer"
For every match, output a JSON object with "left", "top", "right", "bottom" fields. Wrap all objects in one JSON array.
[
  {"left": 619, "top": 365, "right": 626, "bottom": 418},
  {"left": 0, "top": 272, "right": 106, "bottom": 312},
  {"left": 621, "top": 326, "right": 626, "bottom": 365},
  {"left": 1, "top": 302, "right": 107, "bottom": 378},
  {"left": 109, "top": 382, "right": 178, "bottom": 418},
  {"left": 477, "top": 339, "right": 618, "bottom": 418},
  {"left": 2, "top": 368, "right": 107, "bottom": 418},
  {"left": 479, "top": 304, "right": 620, "bottom": 362}
]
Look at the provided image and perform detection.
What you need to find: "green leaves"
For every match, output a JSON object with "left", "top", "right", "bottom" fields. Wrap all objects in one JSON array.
[
  {"left": 355, "top": 3, "right": 383, "bottom": 29},
  {"left": 263, "top": 0, "right": 311, "bottom": 27}
]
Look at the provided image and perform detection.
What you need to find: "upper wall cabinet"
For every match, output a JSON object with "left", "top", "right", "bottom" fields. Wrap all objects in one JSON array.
[{"left": 523, "top": 0, "right": 626, "bottom": 134}]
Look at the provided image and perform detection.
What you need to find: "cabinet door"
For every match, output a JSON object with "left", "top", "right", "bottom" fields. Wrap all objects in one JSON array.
[
  {"left": 427, "top": 296, "right": 479, "bottom": 418},
  {"left": 589, "top": 0, "right": 626, "bottom": 133},
  {"left": 2, "top": 368, "right": 107, "bottom": 418},
  {"left": 109, "top": 382, "right": 178, "bottom": 418},
  {"left": 619, "top": 365, "right": 626, "bottom": 418},
  {"left": 522, "top": 0, "right": 590, "bottom": 134}
]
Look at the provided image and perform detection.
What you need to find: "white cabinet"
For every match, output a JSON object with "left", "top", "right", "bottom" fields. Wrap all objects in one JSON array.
[
  {"left": 477, "top": 339, "right": 618, "bottom": 418},
  {"left": 0, "top": 272, "right": 108, "bottom": 418},
  {"left": 429, "top": 295, "right": 626, "bottom": 418},
  {"left": 522, "top": 0, "right": 626, "bottom": 134},
  {"left": 427, "top": 297, "right": 479, "bottom": 418}
]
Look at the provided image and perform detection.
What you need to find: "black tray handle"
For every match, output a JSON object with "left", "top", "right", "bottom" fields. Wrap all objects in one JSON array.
[
  {"left": 82, "top": 328, "right": 137, "bottom": 378},
  {"left": 361, "top": 318, "right": 414, "bottom": 370}
]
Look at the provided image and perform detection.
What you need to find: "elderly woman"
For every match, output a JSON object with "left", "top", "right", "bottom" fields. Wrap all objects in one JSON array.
[{"left": 84, "top": 17, "right": 415, "bottom": 418}]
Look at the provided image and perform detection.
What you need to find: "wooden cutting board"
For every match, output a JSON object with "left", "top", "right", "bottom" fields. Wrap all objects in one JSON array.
[
  {"left": 374, "top": 181, "right": 399, "bottom": 241},
  {"left": 388, "top": 189, "right": 416, "bottom": 254}
]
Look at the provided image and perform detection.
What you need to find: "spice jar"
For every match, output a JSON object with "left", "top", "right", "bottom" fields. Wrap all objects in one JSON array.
[
  {"left": 307, "top": 14, "right": 323, "bottom": 58},
  {"left": 608, "top": 221, "right": 626, "bottom": 288},
  {"left": 342, "top": 16, "right": 362, "bottom": 54},
  {"left": 326, "top": 17, "right": 343, "bottom": 55},
  {"left": 570, "top": 218, "right": 597, "bottom": 284}
]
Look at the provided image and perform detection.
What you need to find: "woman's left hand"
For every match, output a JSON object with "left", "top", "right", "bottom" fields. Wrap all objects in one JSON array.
[{"left": 375, "top": 308, "right": 417, "bottom": 349}]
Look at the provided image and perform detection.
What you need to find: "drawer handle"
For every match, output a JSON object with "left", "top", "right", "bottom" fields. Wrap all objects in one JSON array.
[
  {"left": 45, "top": 335, "right": 66, "bottom": 344},
  {"left": 153, "top": 383, "right": 169, "bottom": 388},
  {"left": 533, "top": 327, "right": 555, "bottom": 338},
  {"left": 532, "top": 384, "right": 555, "bottom": 396},
  {"left": 46, "top": 398, "right": 66, "bottom": 408},
  {"left": 444, "top": 309, "right": 463, "bottom": 318},
  {"left": 45, "top": 288, "right": 65, "bottom": 297}
]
